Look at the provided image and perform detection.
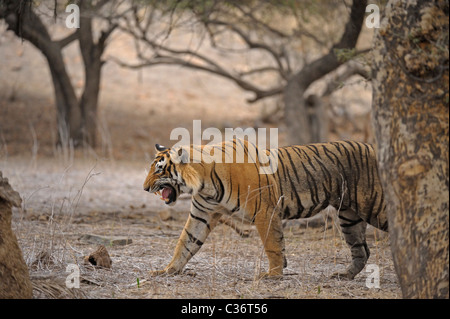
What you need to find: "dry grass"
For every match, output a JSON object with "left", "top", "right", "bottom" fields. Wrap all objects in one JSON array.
[{"left": 3, "top": 158, "right": 400, "bottom": 299}]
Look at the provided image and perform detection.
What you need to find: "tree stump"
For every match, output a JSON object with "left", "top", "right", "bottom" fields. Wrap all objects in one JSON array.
[{"left": 0, "top": 171, "right": 33, "bottom": 298}]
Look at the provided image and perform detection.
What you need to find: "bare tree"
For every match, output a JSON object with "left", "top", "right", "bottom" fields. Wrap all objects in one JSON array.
[
  {"left": 114, "top": 0, "right": 369, "bottom": 145},
  {"left": 0, "top": 0, "right": 119, "bottom": 147},
  {"left": 372, "top": 0, "right": 449, "bottom": 298}
]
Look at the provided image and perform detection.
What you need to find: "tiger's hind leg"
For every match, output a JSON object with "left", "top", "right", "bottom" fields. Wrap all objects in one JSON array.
[
  {"left": 331, "top": 208, "right": 370, "bottom": 280},
  {"left": 254, "top": 207, "right": 285, "bottom": 279}
]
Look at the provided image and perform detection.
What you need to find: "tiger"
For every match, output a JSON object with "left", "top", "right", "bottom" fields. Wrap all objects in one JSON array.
[{"left": 143, "top": 139, "right": 388, "bottom": 280}]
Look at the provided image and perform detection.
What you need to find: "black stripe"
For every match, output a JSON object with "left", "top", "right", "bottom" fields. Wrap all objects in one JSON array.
[
  {"left": 304, "top": 206, "right": 316, "bottom": 218},
  {"left": 291, "top": 146, "right": 303, "bottom": 162},
  {"left": 323, "top": 145, "right": 350, "bottom": 202},
  {"left": 366, "top": 192, "right": 378, "bottom": 223},
  {"left": 381, "top": 219, "right": 388, "bottom": 231},
  {"left": 274, "top": 153, "right": 284, "bottom": 200},
  {"left": 237, "top": 139, "right": 250, "bottom": 163},
  {"left": 283, "top": 161, "right": 304, "bottom": 218},
  {"left": 305, "top": 144, "right": 320, "bottom": 157},
  {"left": 193, "top": 197, "right": 209, "bottom": 211},
  {"left": 190, "top": 212, "right": 211, "bottom": 230},
  {"left": 171, "top": 164, "right": 179, "bottom": 179},
  {"left": 356, "top": 142, "right": 364, "bottom": 174},
  {"left": 252, "top": 204, "right": 259, "bottom": 221},
  {"left": 300, "top": 148, "right": 317, "bottom": 171},
  {"left": 374, "top": 191, "right": 385, "bottom": 219},
  {"left": 349, "top": 242, "right": 367, "bottom": 249},
  {"left": 257, "top": 168, "right": 262, "bottom": 213},
  {"left": 232, "top": 184, "right": 240, "bottom": 212},
  {"left": 315, "top": 157, "right": 333, "bottom": 190},
  {"left": 199, "top": 193, "right": 218, "bottom": 205},
  {"left": 280, "top": 151, "right": 304, "bottom": 217},
  {"left": 350, "top": 148, "right": 360, "bottom": 182},
  {"left": 211, "top": 165, "right": 224, "bottom": 202},
  {"left": 340, "top": 218, "right": 363, "bottom": 228},
  {"left": 301, "top": 162, "right": 319, "bottom": 206},
  {"left": 225, "top": 171, "right": 233, "bottom": 204},
  {"left": 283, "top": 206, "right": 291, "bottom": 219},
  {"left": 321, "top": 145, "right": 336, "bottom": 164},
  {"left": 192, "top": 201, "right": 206, "bottom": 214},
  {"left": 364, "top": 144, "right": 376, "bottom": 192},
  {"left": 192, "top": 197, "right": 208, "bottom": 211},
  {"left": 285, "top": 149, "right": 301, "bottom": 183},
  {"left": 338, "top": 215, "right": 355, "bottom": 222},
  {"left": 184, "top": 229, "right": 204, "bottom": 246},
  {"left": 343, "top": 140, "right": 356, "bottom": 151},
  {"left": 181, "top": 241, "right": 194, "bottom": 257},
  {"left": 278, "top": 150, "right": 289, "bottom": 185},
  {"left": 348, "top": 147, "right": 360, "bottom": 214},
  {"left": 331, "top": 142, "right": 343, "bottom": 156}
]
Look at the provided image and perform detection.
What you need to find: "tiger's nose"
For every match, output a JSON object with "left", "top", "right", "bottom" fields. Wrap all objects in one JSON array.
[{"left": 144, "top": 185, "right": 150, "bottom": 192}]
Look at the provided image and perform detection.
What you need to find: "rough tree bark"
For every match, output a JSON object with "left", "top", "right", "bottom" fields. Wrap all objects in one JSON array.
[
  {"left": 372, "top": 0, "right": 449, "bottom": 298},
  {"left": 0, "top": 172, "right": 33, "bottom": 299}
]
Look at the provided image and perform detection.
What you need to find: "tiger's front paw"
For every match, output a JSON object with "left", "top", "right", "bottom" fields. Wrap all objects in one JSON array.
[
  {"left": 330, "top": 270, "right": 355, "bottom": 280},
  {"left": 256, "top": 270, "right": 283, "bottom": 280},
  {"left": 149, "top": 269, "right": 167, "bottom": 277},
  {"left": 149, "top": 267, "right": 180, "bottom": 277}
]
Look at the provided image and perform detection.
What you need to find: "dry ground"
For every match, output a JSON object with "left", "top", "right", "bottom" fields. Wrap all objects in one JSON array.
[
  {"left": 0, "top": 17, "right": 400, "bottom": 299},
  {"left": 2, "top": 157, "right": 400, "bottom": 299}
]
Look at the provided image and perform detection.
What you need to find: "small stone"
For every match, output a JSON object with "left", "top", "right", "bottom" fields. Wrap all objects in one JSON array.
[
  {"left": 158, "top": 208, "right": 175, "bottom": 221},
  {"left": 78, "top": 234, "right": 132, "bottom": 246},
  {"left": 84, "top": 245, "right": 112, "bottom": 268}
]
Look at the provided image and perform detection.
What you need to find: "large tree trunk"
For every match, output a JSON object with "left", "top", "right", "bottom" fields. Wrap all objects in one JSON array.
[
  {"left": 372, "top": 0, "right": 449, "bottom": 298},
  {"left": 78, "top": 4, "right": 104, "bottom": 148},
  {"left": 283, "top": 0, "right": 367, "bottom": 145},
  {"left": 48, "top": 47, "right": 83, "bottom": 147}
]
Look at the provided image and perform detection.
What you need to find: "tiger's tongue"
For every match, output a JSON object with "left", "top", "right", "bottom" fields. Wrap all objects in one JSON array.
[{"left": 162, "top": 187, "right": 172, "bottom": 199}]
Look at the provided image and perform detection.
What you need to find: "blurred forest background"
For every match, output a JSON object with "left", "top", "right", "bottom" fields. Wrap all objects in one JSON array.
[{"left": 0, "top": 0, "right": 375, "bottom": 162}]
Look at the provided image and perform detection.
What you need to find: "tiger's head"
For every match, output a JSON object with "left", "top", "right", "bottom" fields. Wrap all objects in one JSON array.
[{"left": 143, "top": 144, "right": 202, "bottom": 206}]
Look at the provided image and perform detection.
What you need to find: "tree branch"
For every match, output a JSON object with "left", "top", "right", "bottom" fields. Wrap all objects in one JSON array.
[
  {"left": 292, "top": 0, "right": 368, "bottom": 89},
  {"left": 56, "top": 31, "right": 78, "bottom": 49},
  {"left": 205, "top": 19, "right": 287, "bottom": 78},
  {"left": 98, "top": 23, "right": 118, "bottom": 48},
  {"left": 322, "top": 61, "right": 371, "bottom": 97},
  {"left": 2, "top": 2, "right": 53, "bottom": 54},
  {"left": 111, "top": 49, "right": 284, "bottom": 104}
]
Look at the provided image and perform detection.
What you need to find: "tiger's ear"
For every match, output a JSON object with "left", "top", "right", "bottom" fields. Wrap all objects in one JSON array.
[
  {"left": 155, "top": 144, "right": 168, "bottom": 152},
  {"left": 170, "top": 146, "right": 190, "bottom": 164}
]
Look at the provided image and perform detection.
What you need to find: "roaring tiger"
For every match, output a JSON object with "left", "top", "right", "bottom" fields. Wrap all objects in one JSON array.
[{"left": 143, "top": 139, "right": 388, "bottom": 280}]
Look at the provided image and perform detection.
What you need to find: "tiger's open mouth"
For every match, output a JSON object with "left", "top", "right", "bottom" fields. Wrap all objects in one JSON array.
[{"left": 156, "top": 184, "right": 177, "bottom": 205}]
